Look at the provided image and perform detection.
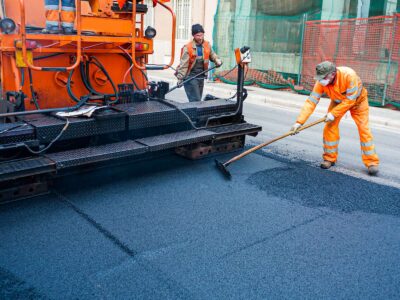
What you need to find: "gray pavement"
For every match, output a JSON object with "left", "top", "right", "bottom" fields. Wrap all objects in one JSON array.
[
  {"left": 148, "top": 69, "right": 400, "bottom": 131},
  {"left": 1, "top": 152, "right": 399, "bottom": 299},
  {"left": 0, "top": 69, "right": 399, "bottom": 299}
]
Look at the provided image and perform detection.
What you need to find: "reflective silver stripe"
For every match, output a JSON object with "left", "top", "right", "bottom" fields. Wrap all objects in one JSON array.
[
  {"left": 346, "top": 93, "right": 358, "bottom": 100},
  {"left": 334, "top": 99, "right": 342, "bottom": 103},
  {"left": 347, "top": 84, "right": 363, "bottom": 100},
  {"left": 307, "top": 97, "right": 319, "bottom": 105},
  {"left": 361, "top": 140, "right": 374, "bottom": 147},
  {"left": 356, "top": 84, "right": 363, "bottom": 97},
  {"left": 61, "top": 22, "right": 74, "bottom": 27},
  {"left": 346, "top": 86, "right": 357, "bottom": 94},
  {"left": 323, "top": 139, "right": 339, "bottom": 146},
  {"left": 324, "top": 148, "right": 338, "bottom": 153},
  {"left": 45, "top": 5, "right": 59, "bottom": 10},
  {"left": 61, "top": 6, "right": 76, "bottom": 11},
  {"left": 311, "top": 92, "right": 321, "bottom": 98},
  {"left": 362, "top": 149, "right": 376, "bottom": 155},
  {"left": 45, "top": 21, "right": 59, "bottom": 26}
]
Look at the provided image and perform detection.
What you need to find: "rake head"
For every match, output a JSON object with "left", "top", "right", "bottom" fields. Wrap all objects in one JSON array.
[{"left": 214, "top": 159, "right": 232, "bottom": 180}]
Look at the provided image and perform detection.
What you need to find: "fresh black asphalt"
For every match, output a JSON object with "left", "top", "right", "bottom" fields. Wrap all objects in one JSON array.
[{"left": 1, "top": 150, "right": 399, "bottom": 299}]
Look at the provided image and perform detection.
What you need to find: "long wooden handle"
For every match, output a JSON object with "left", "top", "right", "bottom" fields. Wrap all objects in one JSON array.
[{"left": 225, "top": 117, "right": 326, "bottom": 166}]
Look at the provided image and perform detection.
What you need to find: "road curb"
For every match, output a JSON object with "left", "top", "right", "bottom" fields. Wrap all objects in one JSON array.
[{"left": 149, "top": 75, "right": 400, "bottom": 131}]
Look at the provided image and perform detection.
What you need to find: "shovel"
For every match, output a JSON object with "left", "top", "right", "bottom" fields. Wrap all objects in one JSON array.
[{"left": 215, "top": 117, "right": 326, "bottom": 179}]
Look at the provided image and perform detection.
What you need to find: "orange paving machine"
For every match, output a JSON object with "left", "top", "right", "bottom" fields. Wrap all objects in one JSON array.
[{"left": 0, "top": 0, "right": 261, "bottom": 201}]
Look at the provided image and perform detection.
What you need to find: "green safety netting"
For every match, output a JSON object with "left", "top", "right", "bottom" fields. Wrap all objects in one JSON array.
[{"left": 213, "top": 0, "right": 400, "bottom": 109}]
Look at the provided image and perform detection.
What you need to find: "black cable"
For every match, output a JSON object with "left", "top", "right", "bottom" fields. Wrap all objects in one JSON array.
[
  {"left": 137, "top": 59, "right": 148, "bottom": 82},
  {"left": 23, "top": 119, "right": 70, "bottom": 154},
  {"left": 146, "top": 64, "right": 177, "bottom": 72},
  {"left": 28, "top": 68, "right": 40, "bottom": 109},
  {"left": 80, "top": 61, "right": 101, "bottom": 96},
  {"left": 67, "top": 67, "right": 81, "bottom": 103},
  {"left": 20, "top": 68, "right": 25, "bottom": 87},
  {"left": 33, "top": 53, "right": 64, "bottom": 61},
  {"left": 90, "top": 56, "right": 119, "bottom": 104},
  {"left": 0, "top": 123, "right": 28, "bottom": 135},
  {"left": 119, "top": 53, "right": 140, "bottom": 90},
  {"left": 161, "top": 52, "right": 252, "bottom": 130},
  {"left": 85, "top": 60, "right": 117, "bottom": 98}
]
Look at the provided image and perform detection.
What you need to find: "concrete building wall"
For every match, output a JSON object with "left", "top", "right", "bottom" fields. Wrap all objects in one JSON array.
[{"left": 149, "top": 0, "right": 218, "bottom": 67}]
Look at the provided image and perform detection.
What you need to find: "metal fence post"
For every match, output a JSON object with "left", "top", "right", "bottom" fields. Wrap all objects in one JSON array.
[
  {"left": 382, "top": 15, "right": 397, "bottom": 106},
  {"left": 298, "top": 13, "right": 307, "bottom": 85}
]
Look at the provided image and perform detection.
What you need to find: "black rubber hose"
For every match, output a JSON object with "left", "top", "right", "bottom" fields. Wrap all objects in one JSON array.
[
  {"left": 119, "top": 53, "right": 140, "bottom": 90},
  {"left": 20, "top": 68, "right": 25, "bottom": 87},
  {"left": 28, "top": 68, "right": 40, "bottom": 109},
  {"left": 89, "top": 56, "right": 119, "bottom": 104},
  {"left": 86, "top": 60, "right": 116, "bottom": 98},
  {"left": 80, "top": 61, "right": 101, "bottom": 96},
  {"left": 67, "top": 67, "right": 81, "bottom": 103},
  {"left": 33, "top": 53, "right": 64, "bottom": 61}
]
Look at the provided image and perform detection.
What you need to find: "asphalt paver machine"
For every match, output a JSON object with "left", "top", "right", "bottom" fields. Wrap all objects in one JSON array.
[{"left": 0, "top": 0, "right": 261, "bottom": 201}]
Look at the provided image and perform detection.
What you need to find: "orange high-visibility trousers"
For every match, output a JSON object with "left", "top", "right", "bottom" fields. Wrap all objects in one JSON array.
[
  {"left": 45, "top": 0, "right": 76, "bottom": 30},
  {"left": 323, "top": 95, "right": 379, "bottom": 167}
]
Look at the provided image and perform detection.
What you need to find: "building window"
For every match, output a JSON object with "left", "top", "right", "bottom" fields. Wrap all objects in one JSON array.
[{"left": 173, "top": 0, "right": 192, "bottom": 40}]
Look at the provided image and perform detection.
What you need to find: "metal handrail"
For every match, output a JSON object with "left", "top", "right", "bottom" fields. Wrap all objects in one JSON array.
[
  {"left": 131, "top": 0, "right": 176, "bottom": 70},
  {"left": 19, "top": 0, "right": 82, "bottom": 72}
]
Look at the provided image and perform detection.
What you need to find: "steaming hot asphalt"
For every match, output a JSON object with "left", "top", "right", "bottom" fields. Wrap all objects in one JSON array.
[{"left": 1, "top": 150, "right": 399, "bottom": 299}]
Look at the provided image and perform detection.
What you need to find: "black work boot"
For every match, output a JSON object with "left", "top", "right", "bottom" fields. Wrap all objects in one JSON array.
[
  {"left": 320, "top": 160, "right": 335, "bottom": 169},
  {"left": 62, "top": 27, "right": 74, "bottom": 35},
  {"left": 368, "top": 165, "right": 379, "bottom": 176},
  {"left": 42, "top": 26, "right": 61, "bottom": 34}
]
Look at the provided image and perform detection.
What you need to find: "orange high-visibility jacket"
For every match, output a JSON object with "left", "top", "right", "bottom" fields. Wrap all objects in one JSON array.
[
  {"left": 297, "top": 66, "right": 367, "bottom": 124},
  {"left": 176, "top": 40, "right": 219, "bottom": 80}
]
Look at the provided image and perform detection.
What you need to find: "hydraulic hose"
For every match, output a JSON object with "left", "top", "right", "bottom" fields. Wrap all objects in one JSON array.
[
  {"left": 80, "top": 61, "right": 101, "bottom": 96},
  {"left": 19, "top": 68, "right": 25, "bottom": 87},
  {"left": 22, "top": 119, "right": 70, "bottom": 154},
  {"left": 89, "top": 56, "right": 119, "bottom": 104},
  {"left": 67, "top": 67, "right": 81, "bottom": 103},
  {"left": 160, "top": 55, "right": 250, "bottom": 130},
  {"left": 119, "top": 53, "right": 140, "bottom": 90},
  {"left": 28, "top": 68, "right": 40, "bottom": 109}
]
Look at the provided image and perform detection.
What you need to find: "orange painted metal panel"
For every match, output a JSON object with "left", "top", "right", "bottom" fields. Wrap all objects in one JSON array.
[{"left": 0, "top": 0, "right": 166, "bottom": 110}]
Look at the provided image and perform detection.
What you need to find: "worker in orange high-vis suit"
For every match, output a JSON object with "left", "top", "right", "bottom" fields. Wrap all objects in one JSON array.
[
  {"left": 43, "top": 0, "right": 76, "bottom": 34},
  {"left": 290, "top": 61, "right": 379, "bottom": 175},
  {"left": 175, "top": 24, "right": 222, "bottom": 102}
]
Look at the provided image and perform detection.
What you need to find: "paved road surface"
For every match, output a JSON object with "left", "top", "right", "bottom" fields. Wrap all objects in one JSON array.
[{"left": 1, "top": 95, "right": 399, "bottom": 299}]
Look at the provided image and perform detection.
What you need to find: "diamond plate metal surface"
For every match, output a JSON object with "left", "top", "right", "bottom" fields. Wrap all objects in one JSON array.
[
  {"left": 174, "top": 99, "right": 237, "bottom": 117},
  {"left": 0, "top": 157, "right": 55, "bottom": 181},
  {"left": 0, "top": 122, "right": 35, "bottom": 144},
  {"left": 137, "top": 129, "right": 213, "bottom": 151},
  {"left": 24, "top": 112, "right": 126, "bottom": 143},
  {"left": 45, "top": 140, "right": 148, "bottom": 169},
  {"left": 208, "top": 123, "right": 262, "bottom": 136},
  {"left": 116, "top": 102, "right": 197, "bottom": 130}
]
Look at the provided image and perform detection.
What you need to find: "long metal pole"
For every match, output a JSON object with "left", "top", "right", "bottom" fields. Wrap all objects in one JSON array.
[
  {"left": 298, "top": 13, "right": 307, "bottom": 85},
  {"left": 382, "top": 15, "right": 397, "bottom": 106},
  {"left": 236, "top": 63, "right": 244, "bottom": 115}
]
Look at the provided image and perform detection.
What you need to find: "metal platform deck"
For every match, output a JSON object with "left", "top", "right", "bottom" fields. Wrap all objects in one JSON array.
[{"left": 0, "top": 99, "right": 261, "bottom": 187}]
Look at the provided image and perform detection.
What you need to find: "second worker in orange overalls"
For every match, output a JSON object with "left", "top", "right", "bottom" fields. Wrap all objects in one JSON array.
[
  {"left": 175, "top": 24, "right": 222, "bottom": 102},
  {"left": 43, "top": 0, "right": 76, "bottom": 34},
  {"left": 290, "top": 61, "right": 379, "bottom": 175}
]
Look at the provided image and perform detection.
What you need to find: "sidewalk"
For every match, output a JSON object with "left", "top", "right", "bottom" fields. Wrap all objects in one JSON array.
[{"left": 147, "top": 70, "right": 400, "bottom": 131}]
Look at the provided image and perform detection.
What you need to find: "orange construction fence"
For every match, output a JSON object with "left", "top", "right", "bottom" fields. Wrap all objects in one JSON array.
[{"left": 300, "top": 14, "right": 400, "bottom": 108}]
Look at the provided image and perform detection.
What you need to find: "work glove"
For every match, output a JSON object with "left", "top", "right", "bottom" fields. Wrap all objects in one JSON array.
[
  {"left": 325, "top": 112, "right": 335, "bottom": 122},
  {"left": 290, "top": 122, "right": 302, "bottom": 135},
  {"left": 215, "top": 59, "right": 223, "bottom": 68},
  {"left": 177, "top": 79, "right": 183, "bottom": 88}
]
